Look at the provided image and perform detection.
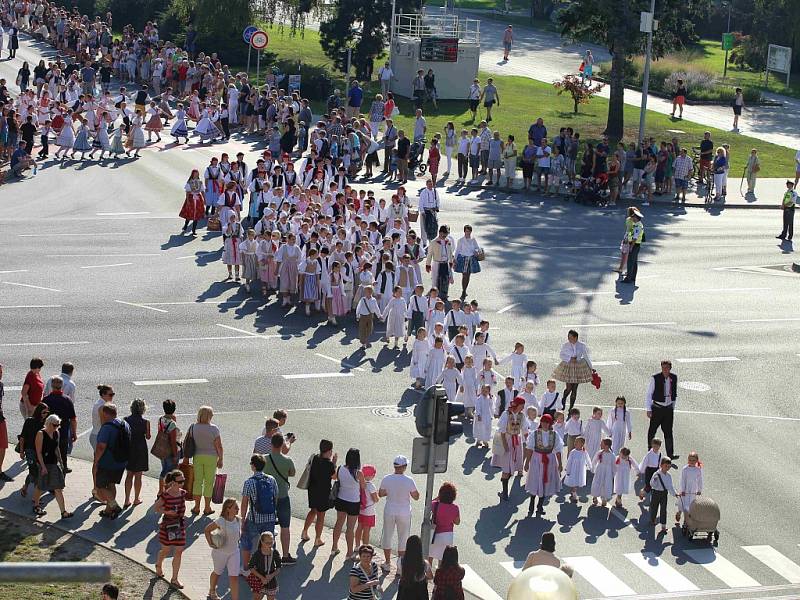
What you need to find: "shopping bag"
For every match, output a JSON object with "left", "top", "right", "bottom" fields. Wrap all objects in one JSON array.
[{"left": 212, "top": 473, "right": 227, "bottom": 504}]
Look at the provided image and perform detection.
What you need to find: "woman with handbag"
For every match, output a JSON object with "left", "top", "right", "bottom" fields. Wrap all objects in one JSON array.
[
  {"left": 332, "top": 448, "right": 366, "bottom": 560},
  {"left": 427, "top": 483, "right": 460, "bottom": 568},
  {"left": 18, "top": 402, "right": 49, "bottom": 502},
  {"left": 184, "top": 406, "right": 223, "bottom": 516},
  {"left": 205, "top": 498, "right": 242, "bottom": 600},
  {"left": 32, "top": 414, "right": 73, "bottom": 519},
  {"left": 123, "top": 398, "right": 150, "bottom": 508},
  {"left": 300, "top": 439, "right": 337, "bottom": 547},
  {"left": 453, "top": 225, "right": 482, "bottom": 301},
  {"left": 154, "top": 469, "right": 187, "bottom": 589},
  {"left": 155, "top": 399, "right": 181, "bottom": 495}
]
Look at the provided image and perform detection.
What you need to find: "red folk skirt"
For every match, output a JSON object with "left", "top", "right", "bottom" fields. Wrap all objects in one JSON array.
[{"left": 179, "top": 192, "right": 205, "bottom": 221}]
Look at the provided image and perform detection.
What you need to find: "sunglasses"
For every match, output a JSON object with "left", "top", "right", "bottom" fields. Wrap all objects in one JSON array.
[{"left": 175, "top": 479, "right": 185, "bottom": 484}]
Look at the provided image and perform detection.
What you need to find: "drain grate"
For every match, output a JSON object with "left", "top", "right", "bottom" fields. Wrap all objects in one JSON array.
[{"left": 372, "top": 407, "right": 413, "bottom": 419}]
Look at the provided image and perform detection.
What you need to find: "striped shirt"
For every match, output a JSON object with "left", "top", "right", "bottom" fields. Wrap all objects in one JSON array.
[
  {"left": 242, "top": 472, "right": 278, "bottom": 524},
  {"left": 348, "top": 562, "right": 380, "bottom": 600}
]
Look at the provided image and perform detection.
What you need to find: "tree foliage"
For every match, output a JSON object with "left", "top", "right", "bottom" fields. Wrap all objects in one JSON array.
[
  {"left": 553, "top": 74, "right": 605, "bottom": 113},
  {"left": 559, "top": 0, "right": 708, "bottom": 142},
  {"left": 161, "top": 0, "right": 252, "bottom": 63}
]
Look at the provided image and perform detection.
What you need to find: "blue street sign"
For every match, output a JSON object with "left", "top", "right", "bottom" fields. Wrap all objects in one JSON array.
[{"left": 243, "top": 25, "right": 258, "bottom": 44}]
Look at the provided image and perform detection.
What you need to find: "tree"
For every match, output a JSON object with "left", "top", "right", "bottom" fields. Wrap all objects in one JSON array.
[
  {"left": 559, "top": 0, "right": 708, "bottom": 142},
  {"left": 318, "top": 0, "right": 417, "bottom": 80},
  {"left": 164, "top": 0, "right": 252, "bottom": 63},
  {"left": 750, "top": 0, "right": 800, "bottom": 72},
  {"left": 553, "top": 74, "right": 605, "bottom": 113}
]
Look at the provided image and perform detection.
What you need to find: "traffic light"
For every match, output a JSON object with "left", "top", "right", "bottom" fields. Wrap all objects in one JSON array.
[
  {"left": 433, "top": 390, "right": 465, "bottom": 445},
  {"left": 414, "top": 385, "right": 441, "bottom": 437}
]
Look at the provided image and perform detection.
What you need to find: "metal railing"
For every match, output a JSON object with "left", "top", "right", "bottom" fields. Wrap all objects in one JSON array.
[{"left": 393, "top": 13, "right": 481, "bottom": 44}]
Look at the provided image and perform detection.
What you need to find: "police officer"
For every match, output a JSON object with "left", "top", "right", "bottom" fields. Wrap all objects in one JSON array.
[
  {"left": 645, "top": 360, "right": 679, "bottom": 460},
  {"left": 777, "top": 180, "right": 797, "bottom": 241}
]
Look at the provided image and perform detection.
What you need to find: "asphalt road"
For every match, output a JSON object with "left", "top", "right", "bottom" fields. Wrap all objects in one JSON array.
[{"left": 2, "top": 38, "right": 800, "bottom": 600}]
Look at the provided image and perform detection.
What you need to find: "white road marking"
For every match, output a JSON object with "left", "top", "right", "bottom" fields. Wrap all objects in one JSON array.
[
  {"left": 48, "top": 254, "right": 159, "bottom": 257},
  {"left": 674, "top": 287, "right": 771, "bottom": 293},
  {"left": 216, "top": 324, "right": 281, "bottom": 339},
  {"left": 0, "top": 269, "right": 29, "bottom": 274},
  {"left": 678, "top": 381, "right": 711, "bottom": 392},
  {"left": 742, "top": 546, "right": 800, "bottom": 583},
  {"left": 75, "top": 427, "right": 93, "bottom": 440},
  {"left": 624, "top": 552, "right": 699, "bottom": 592},
  {"left": 143, "top": 300, "right": 264, "bottom": 305},
  {"left": 499, "top": 561, "right": 523, "bottom": 578},
  {"left": 676, "top": 356, "right": 740, "bottom": 363},
  {"left": 175, "top": 253, "right": 215, "bottom": 260},
  {"left": 6, "top": 385, "right": 22, "bottom": 391},
  {"left": 683, "top": 548, "right": 760, "bottom": 588},
  {"left": 132, "top": 379, "right": 209, "bottom": 386},
  {"left": 565, "top": 556, "right": 636, "bottom": 597},
  {"left": 80, "top": 262, "right": 134, "bottom": 269},
  {"left": 282, "top": 372, "right": 355, "bottom": 380},
  {"left": 0, "top": 341, "right": 90, "bottom": 347},
  {"left": 461, "top": 565, "right": 504, "bottom": 600},
  {"left": 592, "top": 361, "right": 624, "bottom": 366},
  {"left": 168, "top": 335, "right": 260, "bottom": 342},
  {"left": 18, "top": 233, "right": 130, "bottom": 237},
  {"left": 96, "top": 211, "right": 150, "bottom": 215},
  {"left": 587, "top": 583, "right": 800, "bottom": 600},
  {"left": 575, "top": 403, "right": 800, "bottom": 423},
  {"left": 562, "top": 322, "right": 676, "bottom": 328},
  {"left": 549, "top": 245, "right": 619, "bottom": 250},
  {"left": 174, "top": 404, "right": 404, "bottom": 418},
  {"left": 0, "top": 305, "right": 62, "bottom": 309},
  {"left": 114, "top": 300, "right": 169, "bottom": 313},
  {"left": 2, "top": 281, "right": 63, "bottom": 293},
  {"left": 496, "top": 303, "right": 519, "bottom": 314},
  {"left": 314, "top": 353, "right": 366, "bottom": 371},
  {"left": 732, "top": 318, "right": 800, "bottom": 323},
  {"left": 610, "top": 508, "right": 631, "bottom": 525}
]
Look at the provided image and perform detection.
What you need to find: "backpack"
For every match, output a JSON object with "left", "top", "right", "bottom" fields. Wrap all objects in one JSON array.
[
  {"left": 253, "top": 475, "right": 276, "bottom": 516},
  {"left": 111, "top": 421, "right": 131, "bottom": 463}
]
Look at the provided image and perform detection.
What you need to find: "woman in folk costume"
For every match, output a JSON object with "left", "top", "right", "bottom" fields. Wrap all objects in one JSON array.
[
  {"left": 194, "top": 103, "right": 220, "bottom": 143},
  {"left": 187, "top": 90, "right": 201, "bottom": 121},
  {"left": 524, "top": 413, "right": 563, "bottom": 515},
  {"left": 275, "top": 232, "right": 302, "bottom": 306},
  {"left": 222, "top": 213, "right": 243, "bottom": 281},
  {"left": 71, "top": 117, "right": 92, "bottom": 159},
  {"left": 552, "top": 329, "right": 594, "bottom": 412},
  {"left": 257, "top": 230, "right": 280, "bottom": 296},
  {"left": 145, "top": 100, "right": 163, "bottom": 142},
  {"left": 110, "top": 122, "right": 125, "bottom": 156},
  {"left": 170, "top": 102, "right": 189, "bottom": 143},
  {"left": 299, "top": 248, "right": 321, "bottom": 316},
  {"left": 326, "top": 260, "right": 348, "bottom": 326},
  {"left": 180, "top": 169, "right": 206, "bottom": 236},
  {"left": 676, "top": 451, "right": 704, "bottom": 525},
  {"left": 203, "top": 157, "right": 223, "bottom": 216},
  {"left": 473, "top": 384, "right": 496, "bottom": 448},
  {"left": 54, "top": 111, "right": 75, "bottom": 159},
  {"left": 125, "top": 109, "right": 146, "bottom": 157},
  {"left": 494, "top": 397, "right": 529, "bottom": 500},
  {"left": 217, "top": 181, "right": 242, "bottom": 227},
  {"left": 240, "top": 228, "right": 260, "bottom": 293},
  {"left": 88, "top": 111, "right": 111, "bottom": 159}
]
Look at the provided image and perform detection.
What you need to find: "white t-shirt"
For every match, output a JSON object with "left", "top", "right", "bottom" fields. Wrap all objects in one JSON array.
[
  {"left": 213, "top": 516, "right": 241, "bottom": 553},
  {"left": 537, "top": 146, "right": 552, "bottom": 168},
  {"left": 379, "top": 473, "right": 418, "bottom": 516},
  {"left": 361, "top": 481, "right": 378, "bottom": 517},
  {"left": 91, "top": 398, "right": 106, "bottom": 436}
]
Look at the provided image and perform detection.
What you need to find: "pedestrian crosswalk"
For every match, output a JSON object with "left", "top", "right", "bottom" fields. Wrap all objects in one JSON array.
[{"left": 496, "top": 544, "right": 800, "bottom": 599}]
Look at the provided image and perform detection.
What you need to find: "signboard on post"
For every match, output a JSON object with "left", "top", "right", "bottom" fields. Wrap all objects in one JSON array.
[
  {"left": 250, "top": 30, "right": 269, "bottom": 50},
  {"left": 766, "top": 44, "right": 792, "bottom": 86},
  {"left": 721, "top": 32, "right": 734, "bottom": 51},
  {"left": 242, "top": 25, "right": 258, "bottom": 44},
  {"left": 288, "top": 74, "right": 301, "bottom": 92},
  {"left": 411, "top": 437, "right": 449, "bottom": 474},
  {"left": 419, "top": 37, "right": 459, "bottom": 62}
]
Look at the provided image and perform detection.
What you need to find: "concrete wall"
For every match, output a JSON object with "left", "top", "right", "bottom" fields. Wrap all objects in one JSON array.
[{"left": 390, "top": 37, "right": 480, "bottom": 100}]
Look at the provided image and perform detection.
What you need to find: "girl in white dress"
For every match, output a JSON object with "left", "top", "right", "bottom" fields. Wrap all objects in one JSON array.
[
  {"left": 424, "top": 337, "right": 447, "bottom": 389},
  {"left": 584, "top": 407, "right": 611, "bottom": 469},
  {"left": 607, "top": 396, "right": 632, "bottom": 454},
  {"left": 326, "top": 262, "right": 349, "bottom": 325},
  {"left": 125, "top": 110, "right": 146, "bottom": 157},
  {"left": 109, "top": 124, "right": 125, "bottom": 156},
  {"left": 676, "top": 451, "right": 704, "bottom": 524},
  {"left": 590, "top": 438, "right": 615, "bottom": 507},
  {"left": 170, "top": 103, "right": 189, "bottom": 143},
  {"left": 562, "top": 436, "right": 592, "bottom": 502},
  {"left": 221, "top": 214, "right": 243, "bottom": 280},
  {"left": 410, "top": 328, "right": 429, "bottom": 389},
  {"left": 88, "top": 114, "right": 111, "bottom": 160},
  {"left": 436, "top": 356, "right": 463, "bottom": 404},
  {"left": 426, "top": 299, "right": 446, "bottom": 335},
  {"left": 352, "top": 262, "right": 375, "bottom": 308},
  {"left": 381, "top": 286, "right": 407, "bottom": 348},
  {"left": 500, "top": 342, "right": 527, "bottom": 390},
  {"left": 613, "top": 447, "right": 639, "bottom": 508},
  {"left": 524, "top": 413, "right": 562, "bottom": 513},
  {"left": 55, "top": 114, "right": 75, "bottom": 158},
  {"left": 240, "top": 229, "right": 259, "bottom": 293},
  {"left": 457, "top": 354, "right": 479, "bottom": 420},
  {"left": 473, "top": 384, "right": 496, "bottom": 447}
]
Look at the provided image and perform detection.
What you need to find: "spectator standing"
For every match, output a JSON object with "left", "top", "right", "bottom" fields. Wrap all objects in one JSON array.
[
  {"left": 383, "top": 118, "right": 398, "bottom": 174},
  {"left": 18, "top": 403, "right": 49, "bottom": 500},
  {"left": 347, "top": 80, "right": 364, "bottom": 119},
  {"left": 154, "top": 469, "right": 187, "bottom": 589},
  {"left": 0, "top": 364, "right": 8, "bottom": 481},
  {"left": 777, "top": 180, "right": 797, "bottom": 241},
  {"left": 300, "top": 439, "right": 337, "bottom": 547},
  {"left": 744, "top": 148, "right": 760, "bottom": 196},
  {"left": 123, "top": 398, "right": 150, "bottom": 508},
  {"left": 397, "top": 130, "right": 411, "bottom": 185},
  {"left": 432, "top": 546, "right": 465, "bottom": 600},
  {"left": 186, "top": 405, "right": 223, "bottom": 516},
  {"left": 332, "top": 447, "right": 366, "bottom": 559},
  {"left": 672, "top": 148, "right": 692, "bottom": 203},
  {"left": 479, "top": 78, "right": 499, "bottom": 123},
  {"left": 399, "top": 535, "right": 433, "bottom": 599},
  {"left": 378, "top": 62, "right": 394, "bottom": 96},
  {"left": 732, "top": 87, "right": 744, "bottom": 132},
  {"left": 33, "top": 414, "right": 73, "bottom": 519},
  {"left": 467, "top": 78, "right": 481, "bottom": 122},
  {"left": 40, "top": 376, "right": 76, "bottom": 474},
  {"left": 349, "top": 544, "right": 382, "bottom": 600},
  {"left": 205, "top": 498, "right": 242, "bottom": 600},
  {"left": 412, "top": 70, "right": 426, "bottom": 111},
  {"left": 503, "top": 134, "right": 517, "bottom": 188},
  {"left": 156, "top": 399, "right": 180, "bottom": 495},
  {"left": 413, "top": 109, "right": 427, "bottom": 143},
  {"left": 246, "top": 531, "right": 282, "bottom": 600},
  {"left": 698, "top": 131, "right": 714, "bottom": 188},
  {"left": 528, "top": 118, "right": 546, "bottom": 147},
  {"left": 379, "top": 455, "right": 420, "bottom": 574},
  {"left": 368, "top": 94, "right": 385, "bottom": 141},
  {"left": 502, "top": 25, "right": 513, "bottom": 61},
  {"left": 20, "top": 357, "right": 44, "bottom": 418},
  {"left": 44, "top": 362, "right": 76, "bottom": 401},
  {"left": 671, "top": 79, "right": 687, "bottom": 119},
  {"left": 90, "top": 385, "right": 115, "bottom": 450},
  {"left": 93, "top": 404, "right": 130, "bottom": 519},
  {"left": 240, "top": 454, "right": 279, "bottom": 575},
  {"left": 428, "top": 482, "right": 461, "bottom": 567},
  {"left": 262, "top": 433, "right": 297, "bottom": 563}
]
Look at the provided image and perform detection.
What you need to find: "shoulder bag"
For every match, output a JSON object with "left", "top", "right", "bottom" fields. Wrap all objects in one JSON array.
[
  {"left": 150, "top": 418, "right": 173, "bottom": 460},
  {"left": 182, "top": 424, "right": 196, "bottom": 460},
  {"left": 296, "top": 453, "right": 315, "bottom": 490}
]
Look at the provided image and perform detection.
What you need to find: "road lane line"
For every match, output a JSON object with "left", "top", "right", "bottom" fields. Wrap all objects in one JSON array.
[
  {"left": 0, "top": 305, "right": 62, "bottom": 309},
  {"left": 675, "top": 287, "right": 771, "bottom": 293},
  {"left": 574, "top": 403, "right": 800, "bottom": 423},
  {"left": 314, "top": 353, "right": 366, "bottom": 371},
  {"left": 565, "top": 556, "right": 636, "bottom": 596},
  {"left": 496, "top": 303, "right": 519, "bottom": 314},
  {"left": 132, "top": 379, "right": 209, "bottom": 386},
  {"left": 114, "top": 300, "right": 169, "bottom": 313},
  {"left": 282, "top": 373, "right": 355, "bottom": 380},
  {"left": 6, "top": 386, "right": 22, "bottom": 391},
  {"left": 0, "top": 341, "right": 90, "bottom": 347},
  {"left": 586, "top": 583, "right": 800, "bottom": 600},
  {"left": 683, "top": 548, "right": 760, "bottom": 588},
  {"left": 174, "top": 404, "right": 402, "bottom": 417},
  {"left": 610, "top": 508, "right": 631, "bottom": 525},
  {"left": 75, "top": 427, "right": 93, "bottom": 440},
  {"left": 216, "top": 324, "right": 282, "bottom": 339},
  {"left": 742, "top": 546, "right": 800, "bottom": 583},
  {"left": 499, "top": 561, "right": 523, "bottom": 578},
  {"left": 168, "top": 335, "right": 261, "bottom": 342},
  {"left": 175, "top": 253, "right": 215, "bottom": 260},
  {"left": 96, "top": 211, "right": 150, "bottom": 215},
  {"left": 676, "top": 357, "right": 740, "bottom": 363},
  {"left": 461, "top": 565, "right": 504, "bottom": 600},
  {"left": 144, "top": 300, "right": 264, "bottom": 305},
  {"left": 592, "top": 361, "right": 624, "bottom": 366},
  {"left": 562, "top": 322, "right": 676, "bottom": 328},
  {"left": 46, "top": 253, "right": 160, "bottom": 257},
  {"left": 19, "top": 233, "right": 131, "bottom": 237},
  {"left": 80, "top": 262, "right": 134, "bottom": 269},
  {"left": 732, "top": 318, "right": 800, "bottom": 323},
  {"left": 0, "top": 269, "right": 29, "bottom": 274},
  {"left": 2, "top": 281, "right": 63, "bottom": 292},
  {"left": 624, "top": 552, "right": 699, "bottom": 592}
]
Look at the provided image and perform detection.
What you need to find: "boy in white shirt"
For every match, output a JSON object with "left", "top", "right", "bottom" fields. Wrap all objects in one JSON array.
[{"left": 649, "top": 457, "right": 677, "bottom": 534}]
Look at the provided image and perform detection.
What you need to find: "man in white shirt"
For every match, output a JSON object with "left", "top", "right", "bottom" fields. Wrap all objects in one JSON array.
[
  {"left": 535, "top": 138, "right": 552, "bottom": 192},
  {"left": 426, "top": 225, "right": 455, "bottom": 301},
  {"left": 378, "top": 455, "right": 419, "bottom": 574},
  {"left": 645, "top": 360, "right": 678, "bottom": 459},
  {"left": 44, "top": 362, "right": 76, "bottom": 401},
  {"left": 418, "top": 178, "right": 440, "bottom": 245},
  {"left": 378, "top": 61, "right": 394, "bottom": 96},
  {"left": 413, "top": 109, "right": 426, "bottom": 143},
  {"left": 468, "top": 79, "right": 482, "bottom": 122},
  {"left": 356, "top": 286, "right": 381, "bottom": 349}
]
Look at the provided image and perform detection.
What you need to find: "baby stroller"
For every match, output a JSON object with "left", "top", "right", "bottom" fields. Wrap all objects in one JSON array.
[
  {"left": 408, "top": 138, "right": 428, "bottom": 176},
  {"left": 681, "top": 495, "right": 720, "bottom": 544},
  {"left": 575, "top": 173, "right": 609, "bottom": 206}
]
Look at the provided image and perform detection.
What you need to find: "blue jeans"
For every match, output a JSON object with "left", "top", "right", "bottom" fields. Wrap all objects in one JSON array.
[
  {"left": 241, "top": 519, "right": 276, "bottom": 552},
  {"left": 160, "top": 456, "right": 178, "bottom": 479}
]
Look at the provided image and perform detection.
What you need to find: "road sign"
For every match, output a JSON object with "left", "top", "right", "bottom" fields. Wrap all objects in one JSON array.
[
  {"left": 722, "top": 33, "right": 734, "bottom": 51},
  {"left": 410, "top": 437, "right": 449, "bottom": 474},
  {"left": 243, "top": 25, "right": 258, "bottom": 44},
  {"left": 250, "top": 30, "right": 269, "bottom": 50},
  {"left": 288, "top": 74, "right": 301, "bottom": 92}
]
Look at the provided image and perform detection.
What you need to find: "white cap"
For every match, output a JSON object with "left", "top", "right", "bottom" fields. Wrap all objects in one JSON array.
[{"left": 393, "top": 455, "right": 408, "bottom": 466}]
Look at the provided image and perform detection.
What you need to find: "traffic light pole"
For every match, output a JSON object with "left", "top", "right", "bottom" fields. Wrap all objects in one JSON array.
[{"left": 420, "top": 401, "right": 439, "bottom": 558}]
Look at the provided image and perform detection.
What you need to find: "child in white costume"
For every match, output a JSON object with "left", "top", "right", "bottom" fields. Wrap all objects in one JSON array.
[
  {"left": 584, "top": 407, "right": 611, "bottom": 469},
  {"left": 613, "top": 447, "right": 639, "bottom": 508},
  {"left": 381, "top": 286, "right": 408, "bottom": 347},
  {"left": 562, "top": 436, "right": 592, "bottom": 502},
  {"left": 676, "top": 451, "right": 704, "bottom": 524},
  {"left": 424, "top": 338, "right": 447, "bottom": 389},
  {"left": 590, "top": 438, "right": 615, "bottom": 506},
  {"left": 524, "top": 413, "right": 562, "bottom": 514},
  {"left": 436, "top": 356, "right": 463, "bottom": 404},
  {"left": 457, "top": 355, "right": 479, "bottom": 419},
  {"left": 410, "top": 328, "right": 429, "bottom": 389},
  {"left": 607, "top": 396, "right": 633, "bottom": 454},
  {"left": 500, "top": 342, "right": 527, "bottom": 389},
  {"left": 473, "top": 384, "right": 496, "bottom": 447}
]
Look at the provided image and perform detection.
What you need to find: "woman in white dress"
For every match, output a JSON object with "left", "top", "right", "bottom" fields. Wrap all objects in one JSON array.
[
  {"left": 524, "top": 413, "right": 562, "bottom": 515},
  {"left": 552, "top": 329, "right": 594, "bottom": 412},
  {"left": 170, "top": 103, "right": 189, "bottom": 143},
  {"left": 453, "top": 225, "right": 481, "bottom": 301},
  {"left": 54, "top": 112, "right": 75, "bottom": 159},
  {"left": 676, "top": 451, "right": 704, "bottom": 524},
  {"left": 381, "top": 286, "right": 407, "bottom": 348},
  {"left": 194, "top": 104, "right": 220, "bottom": 143},
  {"left": 503, "top": 134, "right": 517, "bottom": 187},
  {"left": 275, "top": 232, "right": 302, "bottom": 305},
  {"left": 125, "top": 110, "right": 146, "bottom": 157},
  {"left": 590, "top": 438, "right": 615, "bottom": 506},
  {"left": 493, "top": 397, "right": 528, "bottom": 500}
]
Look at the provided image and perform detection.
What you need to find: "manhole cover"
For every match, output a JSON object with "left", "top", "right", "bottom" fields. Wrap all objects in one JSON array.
[
  {"left": 679, "top": 381, "right": 710, "bottom": 392},
  {"left": 372, "top": 407, "right": 412, "bottom": 419}
]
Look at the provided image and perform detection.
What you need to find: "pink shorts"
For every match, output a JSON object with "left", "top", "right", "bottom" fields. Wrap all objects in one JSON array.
[{"left": 358, "top": 514, "right": 375, "bottom": 528}]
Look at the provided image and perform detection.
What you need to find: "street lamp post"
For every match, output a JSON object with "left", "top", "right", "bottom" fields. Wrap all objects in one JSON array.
[
  {"left": 723, "top": 1, "right": 732, "bottom": 79},
  {"left": 637, "top": 0, "right": 657, "bottom": 148}
]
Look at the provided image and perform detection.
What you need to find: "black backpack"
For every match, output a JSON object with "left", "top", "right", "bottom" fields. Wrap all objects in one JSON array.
[{"left": 111, "top": 421, "right": 131, "bottom": 463}]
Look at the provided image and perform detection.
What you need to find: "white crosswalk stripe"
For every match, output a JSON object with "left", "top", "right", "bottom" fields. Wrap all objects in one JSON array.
[
  {"left": 462, "top": 564, "right": 504, "bottom": 600},
  {"left": 683, "top": 548, "right": 761, "bottom": 588},
  {"left": 564, "top": 556, "right": 636, "bottom": 596},
  {"left": 743, "top": 545, "right": 800, "bottom": 583},
  {"left": 624, "top": 552, "right": 700, "bottom": 592}
]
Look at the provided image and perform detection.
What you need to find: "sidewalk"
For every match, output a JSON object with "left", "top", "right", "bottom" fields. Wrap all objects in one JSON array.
[{"left": 0, "top": 457, "right": 482, "bottom": 600}]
